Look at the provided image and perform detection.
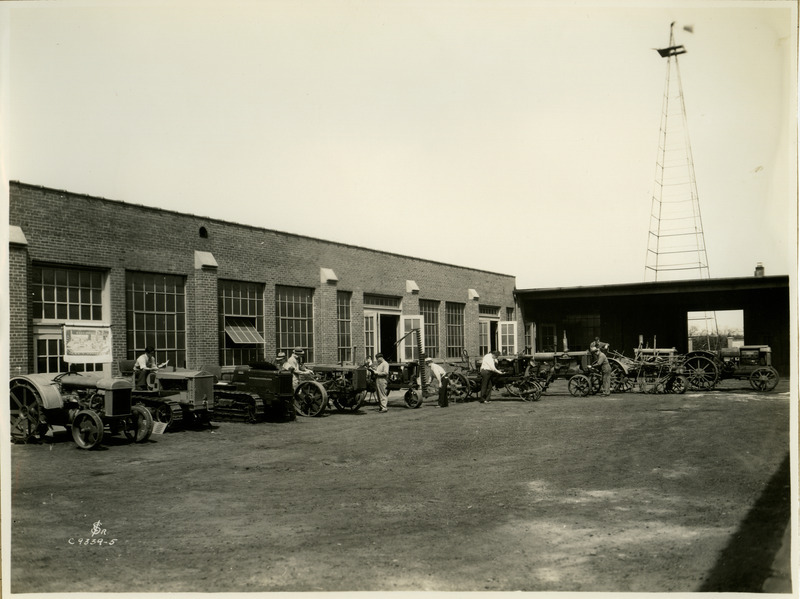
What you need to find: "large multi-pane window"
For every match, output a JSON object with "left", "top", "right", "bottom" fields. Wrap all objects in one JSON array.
[
  {"left": 337, "top": 291, "right": 352, "bottom": 363},
  {"left": 31, "top": 265, "right": 106, "bottom": 373},
  {"left": 276, "top": 285, "right": 314, "bottom": 361},
  {"left": 219, "top": 280, "right": 265, "bottom": 366},
  {"left": 445, "top": 302, "right": 465, "bottom": 358},
  {"left": 126, "top": 272, "right": 186, "bottom": 368},
  {"left": 32, "top": 266, "right": 103, "bottom": 321},
  {"left": 420, "top": 300, "right": 440, "bottom": 358}
]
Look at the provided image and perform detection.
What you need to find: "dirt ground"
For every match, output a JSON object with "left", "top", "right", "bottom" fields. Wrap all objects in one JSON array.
[{"left": 7, "top": 378, "right": 792, "bottom": 593}]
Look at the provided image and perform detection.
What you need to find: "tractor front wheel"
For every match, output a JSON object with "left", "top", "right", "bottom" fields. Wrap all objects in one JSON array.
[
  {"left": 568, "top": 375, "right": 591, "bottom": 397},
  {"left": 294, "top": 381, "right": 328, "bottom": 417},
  {"left": 71, "top": 410, "right": 104, "bottom": 449},
  {"left": 750, "top": 367, "right": 779, "bottom": 392}
]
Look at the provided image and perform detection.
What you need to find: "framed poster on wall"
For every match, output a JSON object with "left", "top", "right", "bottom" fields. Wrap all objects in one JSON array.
[{"left": 62, "top": 324, "right": 113, "bottom": 364}]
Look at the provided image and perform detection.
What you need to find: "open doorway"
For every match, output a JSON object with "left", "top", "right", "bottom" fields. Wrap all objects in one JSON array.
[
  {"left": 379, "top": 313, "right": 399, "bottom": 362},
  {"left": 687, "top": 309, "right": 744, "bottom": 351}
]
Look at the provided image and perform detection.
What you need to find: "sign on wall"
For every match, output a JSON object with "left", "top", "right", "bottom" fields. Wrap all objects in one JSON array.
[{"left": 62, "top": 324, "right": 113, "bottom": 364}]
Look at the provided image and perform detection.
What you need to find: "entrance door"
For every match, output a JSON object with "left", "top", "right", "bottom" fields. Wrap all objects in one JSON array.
[
  {"left": 365, "top": 311, "right": 401, "bottom": 362},
  {"left": 479, "top": 319, "right": 499, "bottom": 354}
]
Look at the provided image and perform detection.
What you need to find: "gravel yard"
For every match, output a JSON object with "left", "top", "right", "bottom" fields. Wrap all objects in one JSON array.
[{"left": 8, "top": 378, "right": 791, "bottom": 593}]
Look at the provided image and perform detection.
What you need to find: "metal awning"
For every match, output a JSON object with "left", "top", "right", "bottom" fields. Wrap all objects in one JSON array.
[{"left": 224, "top": 317, "right": 265, "bottom": 345}]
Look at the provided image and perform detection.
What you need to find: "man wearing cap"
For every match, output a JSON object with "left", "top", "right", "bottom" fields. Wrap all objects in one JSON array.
[
  {"left": 425, "top": 357, "right": 449, "bottom": 408},
  {"left": 283, "top": 347, "right": 312, "bottom": 390},
  {"left": 369, "top": 353, "right": 390, "bottom": 413},
  {"left": 590, "top": 346, "right": 612, "bottom": 396}
]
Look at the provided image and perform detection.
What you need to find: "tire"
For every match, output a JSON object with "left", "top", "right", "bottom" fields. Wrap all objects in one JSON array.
[
  {"left": 684, "top": 355, "right": 719, "bottom": 390},
  {"left": 124, "top": 404, "right": 154, "bottom": 442},
  {"left": 333, "top": 390, "right": 366, "bottom": 413},
  {"left": 71, "top": 410, "right": 104, "bottom": 449},
  {"left": 568, "top": 375, "right": 591, "bottom": 397},
  {"left": 294, "top": 381, "right": 328, "bottom": 417},
  {"left": 445, "top": 372, "right": 471, "bottom": 402},
  {"left": 404, "top": 388, "right": 423, "bottom": 409},
  {"left": 154, "top": 403, "right": 180, "bottom": 429},
  {"left": 749, "top": 367, "right": 779, "bottom": 391}
]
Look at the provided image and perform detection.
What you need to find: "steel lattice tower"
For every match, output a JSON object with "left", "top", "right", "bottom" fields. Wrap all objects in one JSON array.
[
  {"left": 645, "top": 22, "right": 711, "bottom": 282},
  {"left": 646, "top": 23, "right": 717, "bottom": 345}
]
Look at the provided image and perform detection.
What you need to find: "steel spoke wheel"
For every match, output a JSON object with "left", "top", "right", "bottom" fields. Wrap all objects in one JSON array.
[
  {"left": 124, "top": 404, "right": 154, "bottom": 443},
  {"left": 294, "top": 381, "right": 328, "bottom": 417},
  {"left": 568, "top": 375, "right": 591, "bottom": 397},
  {"left": 610, "top": 364, "right": 631, "bottom": 392},
  {"left": 589, "top": 373, "right": 602, "bottom": 395},
  {"left": 71, "top": 410, "right": 104, "bottom": 450},
  {"left": 750, "top": 367, "right": 779, "bottom": 391},
  {"left": 154, "top": 403, "right": 180, "bottom": 429},
  {"left": 517, "top": 379, "right": 542, "bottom": 402},
  {"left": 10, "top": 379, "right": 47, "bottom": 444},
  {"left": 684, "top": 356, "right": 719, "bottom": 390},
  {"left": 667, "top": 375, "right": 687, "bottom": 394},
  {"left": 444, "top": 373, "right": 469, "bottom": 402}
]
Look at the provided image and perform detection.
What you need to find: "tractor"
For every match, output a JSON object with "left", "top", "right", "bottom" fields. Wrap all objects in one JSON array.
[
  {"left": 682, "top": 345, "right": 780, "bottom": 391},
  {"left": 10, "top": 371, "right": 153, "bottom": 450}
]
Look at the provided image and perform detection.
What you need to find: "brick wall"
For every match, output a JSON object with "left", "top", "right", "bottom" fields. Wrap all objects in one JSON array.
[
  {"left": 9, "top": 243, "right": 30, "bottom": 374},
  {"left": 9, "top": 182, "right": 519, "bottom": 371}
]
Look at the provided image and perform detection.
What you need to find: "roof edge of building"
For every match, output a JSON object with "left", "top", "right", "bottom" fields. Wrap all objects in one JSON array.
[{"left": 10, "top": 181, "right": 515, "bottom": 281}]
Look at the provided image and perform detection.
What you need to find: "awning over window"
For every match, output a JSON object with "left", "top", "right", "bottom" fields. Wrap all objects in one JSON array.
[{"left": 224, "top": 317, "right": 265, "bottom": 345}]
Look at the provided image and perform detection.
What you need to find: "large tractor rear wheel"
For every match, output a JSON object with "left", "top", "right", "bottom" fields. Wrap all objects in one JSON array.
[
  {"left": 294, "top": 381, "right": 328, "bottom": 417},
  {"left": 10, "top": 379, "right": 48, "bottom": 444},
  {"left": 684, "top": 355, "right": 719, "bottom": 390},
  {"left": 71, "top": 410, "right": 104, "bottom": 449}
]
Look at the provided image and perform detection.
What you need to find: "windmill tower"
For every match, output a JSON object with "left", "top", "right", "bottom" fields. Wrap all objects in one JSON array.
[{"left": 645, "top": 22, "right": 718, "bottom": 345}]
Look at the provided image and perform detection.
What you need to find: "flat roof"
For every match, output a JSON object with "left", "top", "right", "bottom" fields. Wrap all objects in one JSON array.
[{"left": 514, "top": 275, "right": 790, "bottom": 300}]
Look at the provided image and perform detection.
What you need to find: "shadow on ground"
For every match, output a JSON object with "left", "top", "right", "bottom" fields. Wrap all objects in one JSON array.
[{"left": 698, "top": 452, "right": 792, "bottom": 592}]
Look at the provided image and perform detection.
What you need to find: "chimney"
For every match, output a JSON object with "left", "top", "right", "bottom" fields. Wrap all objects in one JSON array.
[{"left": 754, "top": 262, "right": 765, "bottom": 277}]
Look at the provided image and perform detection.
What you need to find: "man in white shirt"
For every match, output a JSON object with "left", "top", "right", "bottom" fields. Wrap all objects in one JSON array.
[
  {"left": 282, "top": 348, "right": 313, "bottom": 390},
  {"left": 479, "top": 350, "right": 501, "bottom": 403},
  {"left": 133, "top": 346, "right": 158, "bottom": 390},
  {"left": 426, "top": 357, "right": 449, "bottom": 408}
]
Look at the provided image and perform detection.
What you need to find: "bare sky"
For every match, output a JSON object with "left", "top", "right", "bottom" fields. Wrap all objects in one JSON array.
[{"left": 2, "top": 0, "right": 796, "bottom": 290}]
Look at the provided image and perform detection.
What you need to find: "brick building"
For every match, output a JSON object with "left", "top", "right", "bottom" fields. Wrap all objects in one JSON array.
[{"left": 8, "top": 182, "right": 521, "bottom": 376}]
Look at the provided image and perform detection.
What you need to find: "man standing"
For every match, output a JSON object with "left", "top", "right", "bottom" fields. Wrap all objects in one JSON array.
[
  {"left": 370, "top": 353, "right": 390, "bottom": 413},
  {"left": 591, "top": 346, "right": 612, "bottom": 396},
  {"left": 479, "top": 349, "right": 501, "bottom": 403}
]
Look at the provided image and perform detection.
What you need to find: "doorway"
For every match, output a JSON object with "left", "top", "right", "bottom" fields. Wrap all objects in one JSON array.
[
  {"left": 379, "top": 314, "right": 400, "bottom": 361},
  {"left": 687, "top": 309, "right": 744, "bottom": 351}
]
